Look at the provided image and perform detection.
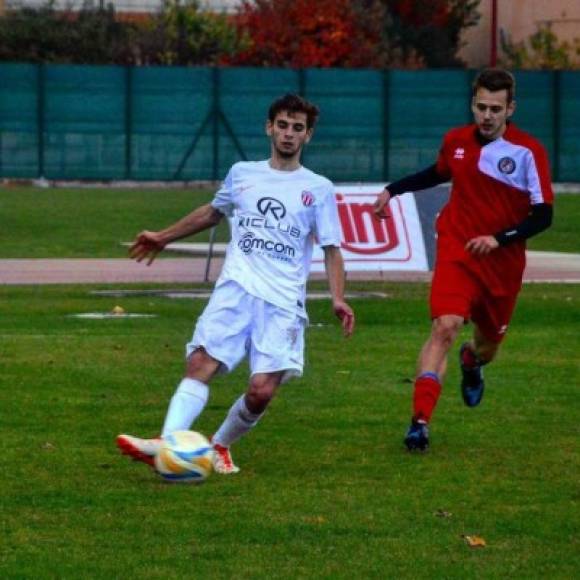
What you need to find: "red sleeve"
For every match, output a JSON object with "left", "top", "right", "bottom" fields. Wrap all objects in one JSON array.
[{"left": 435, "top": 133, "right": 452, "bottom": 180}]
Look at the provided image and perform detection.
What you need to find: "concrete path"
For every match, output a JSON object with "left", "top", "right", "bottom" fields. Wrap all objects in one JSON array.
[{"left": 0, "top": 251, "right": 579, "bottom": 285}]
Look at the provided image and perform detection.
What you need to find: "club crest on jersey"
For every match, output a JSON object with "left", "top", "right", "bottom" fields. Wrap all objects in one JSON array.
[
  {"left": 257, "top": 197, "right": 286, "bottom": 221},
  {"left": 498, "top": 156, "right": 516, "bottom": 174},
  {"left": 301, "top": 191, "right": 314, "bottom": 206},
  {"left": 453, "top": 148, "right": 465, "bottom": 159}
]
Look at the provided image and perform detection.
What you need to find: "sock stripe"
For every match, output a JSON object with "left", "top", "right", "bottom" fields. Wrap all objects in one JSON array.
[{"left": 418, "top": 371, "right": 440, "bottom": 383}]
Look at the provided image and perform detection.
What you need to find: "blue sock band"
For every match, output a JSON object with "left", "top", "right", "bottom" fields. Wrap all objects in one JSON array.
[{"left": 419, "top": 371, "right": 440, "bottom": 383}]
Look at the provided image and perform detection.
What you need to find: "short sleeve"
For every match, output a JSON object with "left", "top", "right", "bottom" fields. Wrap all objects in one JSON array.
[
  {"left": 314, "top": 184, "right": 342, "bottom": 247},
  {"left": 211, "top": 168, "right": 234, "bottom": 217},
  {"left": 526, "top": 142, "right": 554, "bottom": 205}
]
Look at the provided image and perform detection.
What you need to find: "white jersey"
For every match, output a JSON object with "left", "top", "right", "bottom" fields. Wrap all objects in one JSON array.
[{"left": 211, "top": 160, "right": 341, "bottom": 318}]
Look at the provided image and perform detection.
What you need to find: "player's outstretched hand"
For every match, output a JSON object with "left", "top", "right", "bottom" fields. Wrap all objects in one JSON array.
[
  {"left": 333, "top": 300, "right": 355, "bottom": 337},
  {"left": 129, "top": 231, "right": 166, "bottom": 266},
  {"left": 373, "top": 188, "right": 392, "bottom": 220},
  {"left": 465, "top": 235, "right": 499, "bottom": 257}
]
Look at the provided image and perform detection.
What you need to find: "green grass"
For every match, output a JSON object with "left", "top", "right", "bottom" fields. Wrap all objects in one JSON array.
[
  {"left": 527, "top": 194, "right": 580, "bottom": 253},
  {"left": 0, "top": 186, "right": 227, "bottom": 258},
  {"left": 0, "top": 184, "right": 578, "bottom": 576},
  {"left": 1, "top": 282, "right": 578, "bottom": 578},
  {"left": 0, "top": 186, "right": 578, "bottom": 258}
]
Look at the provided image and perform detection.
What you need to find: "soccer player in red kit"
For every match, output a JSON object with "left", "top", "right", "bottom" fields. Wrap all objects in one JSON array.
[{"left": 373, "top": 68, "right": 554, "bottom": 451}]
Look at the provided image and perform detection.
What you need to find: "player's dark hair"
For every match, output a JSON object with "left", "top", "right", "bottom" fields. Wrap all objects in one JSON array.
[
  {"left": 268, "top": 94, "right": 320, "bottom": 129},
  {"left": 472, "top": 68, "right": 516, "bottom": 103}
]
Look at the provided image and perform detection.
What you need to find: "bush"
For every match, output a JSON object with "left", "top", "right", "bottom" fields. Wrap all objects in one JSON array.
[
  {"left": 500, "top": 25, "right": 580, "bottom": 70},
  {"left": 0, "top": 1, "right": 135, "bottom": 64}
]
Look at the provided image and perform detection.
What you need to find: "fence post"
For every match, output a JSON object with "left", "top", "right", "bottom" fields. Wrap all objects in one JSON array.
[
  {"left": 37, "top": 63, "right": 46, "bottom": 178},
  {"left": 552, "top": 70, "right": 561, "bottom": 183},
  {"left": 212, "top": 67, "right": 220, "bottom": 181},
  {"left": 298, "top": 68, "right": 306, "bottom": 97},
  {"left": 382, "top": 70, "right": 390, "bottom": 182},
  {"left": 125, "top": 66, "right": 133, "bottom": 180}
]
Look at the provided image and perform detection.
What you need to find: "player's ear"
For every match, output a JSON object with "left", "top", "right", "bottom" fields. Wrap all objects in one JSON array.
[
  {"left": 265, "top": 120, "right": 273, "bottom": 137},
  {"left": 507, "top": 99, "right": 516, "bottom": 118},
  {"left": 304, "top": 128, "right": 314, "bottom": 144}
]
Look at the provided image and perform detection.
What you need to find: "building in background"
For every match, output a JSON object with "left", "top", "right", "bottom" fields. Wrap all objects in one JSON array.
[{"left": 460, "top": 0, "right": 580, "bottom": 67}]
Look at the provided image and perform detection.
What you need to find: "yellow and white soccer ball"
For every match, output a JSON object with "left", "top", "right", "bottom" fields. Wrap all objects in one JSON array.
[{"left": 154, "top": 430, "right": 214, "bottom": 483}]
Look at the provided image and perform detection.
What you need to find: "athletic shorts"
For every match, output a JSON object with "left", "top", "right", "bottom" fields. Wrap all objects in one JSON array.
[
  {"left": 430, "top": 260, "right": 519, "bottom": 344},
  {"left": 186, "top": 280, "right": 305, "bottom": 383}
]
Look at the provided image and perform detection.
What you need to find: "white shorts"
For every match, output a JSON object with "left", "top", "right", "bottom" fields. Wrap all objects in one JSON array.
[{"left": 186, "top": 280, "right": 306, "bottom": 383}]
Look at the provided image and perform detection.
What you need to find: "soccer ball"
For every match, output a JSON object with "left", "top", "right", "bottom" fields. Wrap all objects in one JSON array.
[{"left": 154, "top": 430, "right": 214, "bottom": 483}]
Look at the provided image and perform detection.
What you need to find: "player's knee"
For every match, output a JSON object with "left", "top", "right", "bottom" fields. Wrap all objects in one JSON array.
[
  {"left": 185, "top": 347, "right": 219, "bottom": 382},
  {"left": 432, "top": 316, "right": 462, "bottom": 346},
  {"left": 246, "top": 376, "right": 277, "bottom": 412}
]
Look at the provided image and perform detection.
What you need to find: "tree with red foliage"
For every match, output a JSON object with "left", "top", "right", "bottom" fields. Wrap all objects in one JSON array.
[
  {"left": 225, "top": 0, "right": 386, "bottom": 68},
  {"left": 385, "top": 0, "right": 480, "bottom": 67}
]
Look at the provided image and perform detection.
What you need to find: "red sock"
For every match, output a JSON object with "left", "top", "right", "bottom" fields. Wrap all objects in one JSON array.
[
  {"left": 461, "top": 345, "right": 478, "bottom": 368},
  {"left": 413, "top": 373, "right": 442, "bottom": 423}
]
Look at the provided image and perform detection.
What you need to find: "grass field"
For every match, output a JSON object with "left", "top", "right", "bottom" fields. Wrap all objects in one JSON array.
[
  {"left": 0, "top": 186, "right": 578, "bottom": 258},
  {"left": 0, "top": 185, "right": 578, "bottom": 577},
  {"left": 1, "top": 282, "right": 579, "bottom": 578}
]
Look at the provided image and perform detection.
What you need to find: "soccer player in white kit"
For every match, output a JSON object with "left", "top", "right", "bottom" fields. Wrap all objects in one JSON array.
[{"left": 117, "top": 94, "right": 355, "bottom": 474}]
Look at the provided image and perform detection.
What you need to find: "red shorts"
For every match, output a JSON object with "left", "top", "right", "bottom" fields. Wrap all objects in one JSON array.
[{"left": 430, "top": 261, "right": 519, "bottom": 343}]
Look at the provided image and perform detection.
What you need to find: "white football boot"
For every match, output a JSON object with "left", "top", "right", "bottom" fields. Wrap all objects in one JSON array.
[
  {"left": 116, "top": 434, "right": 162, "bottom": 467},
  {"left": 212, "top": 441, "right": 240, "bottom": 474}
]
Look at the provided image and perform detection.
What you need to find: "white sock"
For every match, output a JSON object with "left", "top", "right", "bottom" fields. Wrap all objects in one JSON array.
[
  {"left": 212, "top": 395, "right": 263, "bottom": 447},
  {"left": 161, "top": 378, "right": 209, "bottom": 438}
]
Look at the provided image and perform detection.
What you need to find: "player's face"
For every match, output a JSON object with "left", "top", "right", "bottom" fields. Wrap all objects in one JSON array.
[
  {"left": 266, "top": 111, "right": 313, "bottom": 160},
  {"left": 471, "top": 87, "right": 515, "bottom": 141}
]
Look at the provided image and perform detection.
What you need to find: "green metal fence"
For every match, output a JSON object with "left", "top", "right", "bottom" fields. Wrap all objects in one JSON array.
[{"left": 0, "top": 63, "right": 578, "bottom": 182}]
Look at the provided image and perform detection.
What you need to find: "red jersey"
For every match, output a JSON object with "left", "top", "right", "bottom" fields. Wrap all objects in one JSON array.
[{"left": 435, "top": 122, "right": 554, "bottom": 296}]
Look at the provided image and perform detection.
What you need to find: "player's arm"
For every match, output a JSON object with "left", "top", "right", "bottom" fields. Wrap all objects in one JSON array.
[
  {"left": 495, "top": 203, "right": 553, "bottom": 245},
  {"left": 373, "top": 164, "right": 448, "bottom": 219},
  {"left": 129, "top": 203, "right": 224, "bottom": 265},
  {"left": 323, "top": 245, "right": 355, "bottom": 337},
  {"left": 465, "top": 203, "right": 553, "bottom": 256},
  {"left": 467, "top": 140, "right": 554, "bottom": 256}
]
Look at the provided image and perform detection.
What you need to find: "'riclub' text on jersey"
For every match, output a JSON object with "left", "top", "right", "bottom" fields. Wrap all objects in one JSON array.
[{"left": 211, "top": 160, "right": 341, "bottom": 317}]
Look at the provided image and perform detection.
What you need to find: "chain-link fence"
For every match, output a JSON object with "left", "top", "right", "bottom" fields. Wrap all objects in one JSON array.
[{"left": 1, "top": 63, "right": 578, "bottom": 182}]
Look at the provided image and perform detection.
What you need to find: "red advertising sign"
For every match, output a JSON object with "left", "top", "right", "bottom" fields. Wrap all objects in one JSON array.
[{"left": 311, "top": 185, "right": 428, "bottom": 272}]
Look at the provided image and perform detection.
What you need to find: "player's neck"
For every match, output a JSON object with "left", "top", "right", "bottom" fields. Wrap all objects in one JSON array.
[{"left": 268, "top": 155, "right": 302, "bottom": 172}]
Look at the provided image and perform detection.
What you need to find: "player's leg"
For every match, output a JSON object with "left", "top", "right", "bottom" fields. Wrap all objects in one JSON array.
[
  {"left": 117, "top": 281, "right": 251, "bottom": 467},
  {"left": 405, "top": 261, "right": 475, "bottom": 451},
  {"left": 459, "top": 291, "right": 516, "bottom": 407},
  {"left": 212, "top": 297, "right": 305, "bottom": 474},
  {"left": 116, "top": 351, "right": 222, "bottom": 467},
  {"left": 212, "top": 371, "right": 284, "bottom": 474},
  {"left": 459, "top": 326, "right": 499, "bottom": 407},
  {"left": 405, "top": 314, "right": 463, "bottom": 451},
  {"left": 160, "top": 348, "right": 221, "bottom": 438}
]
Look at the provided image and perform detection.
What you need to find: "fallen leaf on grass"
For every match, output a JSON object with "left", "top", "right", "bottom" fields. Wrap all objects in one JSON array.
[
  {"left": 42, "top": 442, "right": 55, "bottom": 451},
  {"left": 463, "top": 535, "right": 486, "bottom": 548}
]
